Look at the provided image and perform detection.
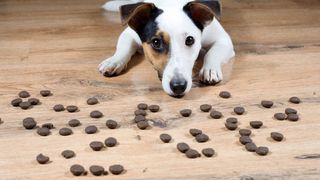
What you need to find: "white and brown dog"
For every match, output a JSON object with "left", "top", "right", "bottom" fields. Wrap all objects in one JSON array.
[{"left": 99, "top": 0, "right": 235, "bottom": 97}]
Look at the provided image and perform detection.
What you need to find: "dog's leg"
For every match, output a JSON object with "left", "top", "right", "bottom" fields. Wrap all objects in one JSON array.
[
  {"left": 199, "top": 19, "right": 235, "bottom": 84},
  {"left": 98, "top": 27, "right": 141, "bottom": 76}
]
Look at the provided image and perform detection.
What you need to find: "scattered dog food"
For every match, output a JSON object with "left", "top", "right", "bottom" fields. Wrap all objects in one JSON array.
[
  {"left": 149, "top": 105, "right": 160, "bottom": 112},
  {"left": 37, "top": 127, "right": 50, "bottom": 136},
  {"left": 109, "top": 164, "right": 124, "bottom": 175},
  {"left": 177, "top": 142, "right": 190, "bottom": 153},
  {"left": 68, "top": 119, "right": 81, "bottom": 127},
  {"left": 61, "top": 150, "right": 75, "bottom": 159},
  {"left": 90, "top": 141, "right": 104, "bottom": 151},
  {"left": 200, "top": 104, "right": 212, "bottom": 112},
  {"left": 271, "top": 132, "right": 284, "bottom": 141},
  {"left": 23, "top": 117, "right": 37, "bottom": 129},
  {"left": 19, "top": 101, "right": 31, "bottom": 110},
  {"left": 134, "top": 115, "right": 145, "bottom": 123},
  {"left": 59, "top": 128, "right": 73, "bottom": 136},
  {"left": 135, "top": 109, "right": 147, "bottom": 116},
  {"left": 42, "top": 123, "right": 54, "bottom": 129},
  {"left": 225, "top": 123, "right": 238, "bottom": 130},
  {"left": 210, "top": 110, "right": 222, "bottom": 119},
  {"left": 85, "top": 125, "right": 98, "bottom": 134},
  {"left": 137, "top": 103, "right": 148, "bottom": 110},
  {"left": 19, "top": 91, "right": 30, "bottom": 98},
  {"left": 202, "top": 148, "right": 215, "bottom": 157},
  {"left": 53, "top": 104, "right": 65, "bottom": 112},
  {"left": 90, "top": 165, "right": 105, "bottom": 176},
  {"left": 106, "top": 120, "right": 118, "bottom": 129},
  {"left": 11, "top": 98, "right": 22, "bottom": 107},
  {"left": 274, "top": 113, "right": 286, "bottom": 120},
  {"left": 160, "top": 133, "right": 172, "bottom": 143},
  {"left": 234, "top": 106, "right": 245, "bottom": 115},
  {"left": 70, "top": 164, "right": 85, "bottom": 176},
  {"left": 180, "top": 109, "right": 192, "bottom": 117},
  {"left": 256, "top": 146, "right": 269, "bottom": 156},
  {"left": 137, "top": 120, "right": 149, "bottom": 130},
  {"left": 105, "top": 137, "right": 117, "bottom": 147},
  {"left": 36, "top": 153, "right": 49, "bottom": 164},
  {"left": 261, "top": 100, "right": 273, "bottom": 108},
  {"left": 195, "top": 134, "right": 209, "bottom": 143},
  {"left": 285, "top": 108, "right": 297, "bottom": 115},
  {"left": 40, "top": 90, "right": 51, "bottom": 97},
  {"left": 189, "top": 129, "right": 202, "bottom": 137},
  {"left": 289, "top": 96, "right": 301, "bottom": 104},
  {"left": 90, "top": 110, "right": 103, "bottom": 118},
  {"left": 250, "top": 121, "right": 263, "bottom": 129},
  {"left": 287, "top": 113, "right": 299, "bottom": 121},
  {"left": 226, "top": 117, "right": 238, "bottom": 124},
  {"left": 28, "top": 98, "right": 40, "bottom": 105},
  {"left": 239, "top": 136, "right": 252, "bottom": 145},
  {"left": 66, "top": 105, "right": 78, "bottom": 113},
  {"left": 239, "top": 129, "right": 252, "bottom": 136},
  {"left": 185, "top": 149, "right": 201, "bottom": 158},
  {"left": 245, "top": 142, "right": 257, "bottom": 152},
  {"left": 219, "top": 91, "right": 231, "bottom": 98},
  {"left": 87, "top": 97, "right": 99, "bottom": 105}
]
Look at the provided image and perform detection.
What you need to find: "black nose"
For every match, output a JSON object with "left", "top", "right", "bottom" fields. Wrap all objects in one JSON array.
[{"left": 170, "top": 78, "right": 187, "bottom": 96}]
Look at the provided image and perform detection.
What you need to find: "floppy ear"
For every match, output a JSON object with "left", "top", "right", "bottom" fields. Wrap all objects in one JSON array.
[
  {"left": 183, "top": 0, "right": 221, "bottom": 30},
  {"left": 120, "top": 2, "right": 158, "bottom": 32}
]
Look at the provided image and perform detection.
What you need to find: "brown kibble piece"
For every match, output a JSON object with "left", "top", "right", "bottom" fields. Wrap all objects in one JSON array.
[
  {"left": 105, "top": 137, "right": 117, "bottom": 147},
  {"left": 40, "top": 90, "right": 51, "bottom": 97},
  {"left": 68, "top": 119, "right": 81, "bottom": 127},
  {"left": 219, "top": 91, "right": 231, "bottom": 98},
  {"left": 250, "top": 121, "right": 263, "bottom": 129},
  {"left": 70, "top": 164, "right": 85, "bottom": 176},
  {"left": 195, "top": 134, "right": 209, "bottom": 143},
  {"left": 180, "top": 109, "right": 192, "bottom": 117},
  {"left": 61, "top": 150, "right": 75, "bottom": 159},
  {"left": 261, "top": 100, "right": 273, "bottom": 108},
  {"left": 287, "top": 114, "right": 299, "bottom": 121},
  {"left": 23, "top": 117, "right": 37, "bottom": 129},
  {"left": 134, "top": 115, "right": 145, "bottom": 123},
  {"left": 160, "top": 133, "right": 172, "bottom": 143},
  {"left": 189, "top": 129, "right": 202, "bottom": 137},
  {"left": 185, "top": 149, "right": 201, "bottom": 158},
  {"left": 87, "top": 97, "right": 98, "bottom": 105},
  {"left": 245, "top": 142, "right": 257, "bottom": 152},
  {"left": 19, "top": 91, "right": 30, "bottom": 98},
  {"left": 66, "top": 105, "right": 78, "bottom": 113},
  {"left": 239, "top": 129, "right": 252, "bottom": 136},
  {"left": 85, "top": 125, "right": 98, "bottom": 134},
  {"left": 256, "top": 146, "right": 269, "bottom": 156},
  {"left": 289, "top": 96, "right": 301, "bottom": 104},
  {"left": 106, "top": 120, "right": 118, "bottom": 129},
  {"left": 59, "top": 127, "right": 73, "bottom": 136},
  {"left": 200, "top": 104, "right": 212, "bottom": 112},
  {"left": 137, "top": 103, "right": 148, "bottom": 110},
  {"left": 90, "top": 141, "right": 104, "bottom": 151},
  {"left": 210, "top": 110, "right": 222, "bottom": 119},
  {"left": 271, "top": 132, "right": 284, "bottom": 141},
  {"left": 225, "top": 123, "right": 238, "bottom": 131},
  {"left": 42, "top": 123, "right": 54, "bottom": 129},
  {"left": 90, "top": 110, "right": 103, "bottom": 118},
  {"left": 37, "top": 127, "right": 50, "bottom": 136},
  {"left": 53, "top": 104, "right": 65, "bottom": 112},
  {"left": 226, "top": 117, "right": 238, "bottom": 124},
  {"left": 36, "top": 153, "right": 49, "bottom": 164},
  {"left": 90, "top": 165, "right": 105, "bottom": 176},
  {"left": 137, "top": 120, "right": 149, "bottom": 130},
  {"left": 177, "top": 142, "right": 190, "bottom": 153},
  {"left": 202, "top": 148, "right": 215, "bottom": 157},
  {"left": 234, "top": 106, "right": 245, "bottom": 115},
  {"left": 109, "top": 164, "right": 124, "bottom": 175},
  {"left": 285, "top": 108, "right": 297, "bottom": 115},
  {"left": 28, "top": 98, "right": 40, "bottom": 105},
  {"left": 135, "top": 109, "right": 147, "bottom": 116},
  {"left": 149, "top": 105, "right": 160, "bottom": 112},
  {"left": 274, "top": 113, "right": 286, "bottom": 120},
  {"left": 19, "top": 101, "right": 31, "bottom": 110},
  {"left": 11, "top": 98, "right": 22, "bottom": 107},
  {"left": 239, "top": 136, "right": 252, "bottom": 145}
]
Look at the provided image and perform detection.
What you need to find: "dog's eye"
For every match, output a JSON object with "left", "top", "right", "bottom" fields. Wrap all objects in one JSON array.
[
  {"left": 151, "top": 37, "right": 162, "bottom": 50},
  {"left": 185, "top": 36, "right": 194, "bottom": 46}
]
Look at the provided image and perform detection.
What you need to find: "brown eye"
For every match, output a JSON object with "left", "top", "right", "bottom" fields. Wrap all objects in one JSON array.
[
  {"left": 151, "top": 37, "right": 162, "bottom": 50},
  {"left": 185, "top": 36, "right": 194, "bottom": 46}
]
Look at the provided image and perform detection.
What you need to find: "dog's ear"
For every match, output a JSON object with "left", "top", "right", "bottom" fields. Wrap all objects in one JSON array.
[
  {"left": 120, "top": 2, "right": 158, "bottom": 32},
  {"left": 183, "top": 0, "right": 221, "bottom": 30}
]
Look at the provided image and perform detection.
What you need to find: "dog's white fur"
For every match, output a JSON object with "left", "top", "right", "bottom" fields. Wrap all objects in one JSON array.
[{"left": 99, "top": 0, "right": 235, "bottom": 96}]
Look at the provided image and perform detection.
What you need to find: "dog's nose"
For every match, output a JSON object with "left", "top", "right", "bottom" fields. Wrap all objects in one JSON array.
[{"left": 170, "top": 78, "right": 187, "bottom": 97}]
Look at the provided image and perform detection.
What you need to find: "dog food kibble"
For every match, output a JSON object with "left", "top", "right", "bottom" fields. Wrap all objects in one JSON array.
[
  {"left": 200, "top": 104, "right": 212, "bottom": 112},
  {"left": 160, "top": 133, "right": 172, "bottom": 143},
  {"left": 189, "top": 129, "right": 202, "bottom": 137},
  {"left": 271, "top": 132, "right": 284, "bottom": 141},
  {"left": 68, "top": 119, "right": 81, "bottom": 127},
  {"left": 59, "top": 127, "right": 73, "bottom": 136},
  {"left": 106, "top": 120, "right": 118, "bottom": 129},
  {"left": 70, "top": 164, "right": 85, "bottom": 176},
  {"left": 226, "top": 117, "right": 238, "bottom": 124},
  {"left": 23, "top": 117, "right": 37, "bottom": 129},
  {"left": 285, "top": 108, "right": 297, "bottom": 115},
  {"left": 287, "top": 113, "right": 299, "bottom": 121},
  {"left": 19, "top": 101, "right": 31, "bottom": 110},
  {"left": 245, "top": 142, "right": 257, "bottom": 152},
  {"left": 19, "top": 91, "right": 30, "bottom": 98},
  {"left": 180, "top": 109, "right": 192, "bottom": 117},
  {"left": 195, "top": 134, "right": 209, "bottom": 143},
  {"left": 210, "top": 110, "right": 222, "bottom": 119},
  {"left": 37, "top": 127, "right": 50, "bottom": 136},
  {"left": 11, "top": 98, "right": 22, "bottom": 107},
  {"left": 261, "top": 100, "right": 273, "bottom": 108},
  {"left": 219, "top": 91, "right": 231, "bottom": 98},
  {"left": 137, "top": 120, "right": 149, "bottom": 130},
  {"left": 105, "top": 137, "right": 117, "bottom": 147},
  {"left": 87, "top": 97, "right": 99, "bottom": 105},
  {"left": 239, "top": 129, "right": 252, "bottom": 136},
  {"left": 42, "top": 123, "right": 54, "bottom": 129},
  {"left": 149, "top": 105, "right": 160, "bottom": 112},
  {"left": 109, "top": 164, "right": 124, "bottom": 175},
  {"left": 66, "top": 105, "right": 78, "bottom": 113},
  {"left": 36, "top": 153, "right": 49, "bottom": 164},
  {"left": 274, "top": 113, "right": 286, "bottom": 120},
  {"left": 250, "top": 121, "right": 263, "bottom": 129},
  {"left": 137, "top": 103, "right": 148, "bottom": 110},
  {"left": 289, "top": 96, "right": 301, "bottom": 104},
  {"left": 90, "top": 110, "right": 103, "bottom": 118},
  {"left": 90, "top": 141, "right": 104, "bottom": 151},
  {"left": 40, "top": 90, "right": 51, "bottom": 97},
  {"left": 53, "top": 104, "right": 65, "bottom": 112},
  {"left": 225, "top": 123, "right": 238, "bottom": 130},
  {"left": 134, "top": 115, "right": 145, "bottom": 123},
  {"left": 177, "top": 142, "right": 190, "bottom": 153},
  {"left": 202, "top": 148, "right": 215, "bottom": 157},
  {"left": 256, "top": 146, "right": 269, "bottom": 156},
  {"left": 239, "top": 136, "right": 252, "bottom": 145},
  {"left": 90, "top": 165, "right": 105, "bottom": 176},
  {"left": 61, "top": 150, "right": 75, "bottom": 159},
  {"left": 28, "top": 98, "right": 40, "bottom": 105},
  {"left": 85, "top": 125, "right": 98, "bottom": 134},
  {"left": 135, "top": 109, "right": 147, "bottom": 116},
  {"left": 234, "top": 106, "right": 245, "bottom": 115},
  {"left": 185, "top": 149, "right": 201, "bottom": 158}
]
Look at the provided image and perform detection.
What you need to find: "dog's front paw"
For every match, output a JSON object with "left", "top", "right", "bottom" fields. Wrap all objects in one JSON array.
[
  {"left": 199, "top": 65, "right": 223, "bottom": 85},
  {"left": 98, "top": 57, "right": 126, "bottom": 77}
]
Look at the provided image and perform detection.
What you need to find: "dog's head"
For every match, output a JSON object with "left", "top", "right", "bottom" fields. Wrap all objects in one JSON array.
[{"left": 120, "top": 0, "right": 221, "bottom": 97}]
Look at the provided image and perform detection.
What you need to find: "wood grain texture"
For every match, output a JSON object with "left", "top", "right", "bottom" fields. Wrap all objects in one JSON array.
[{"left": 0, "top": 0, "right": 320, "bottom": 179}]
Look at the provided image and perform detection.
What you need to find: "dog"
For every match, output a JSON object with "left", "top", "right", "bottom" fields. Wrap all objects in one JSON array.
[{"left": 99, "top": 0, "right": 235, "bottom": 97}]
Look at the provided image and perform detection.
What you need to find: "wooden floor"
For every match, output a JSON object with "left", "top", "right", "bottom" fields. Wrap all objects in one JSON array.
[{"left": 0, "top": 0, "right": 320, "bottom": 179}]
